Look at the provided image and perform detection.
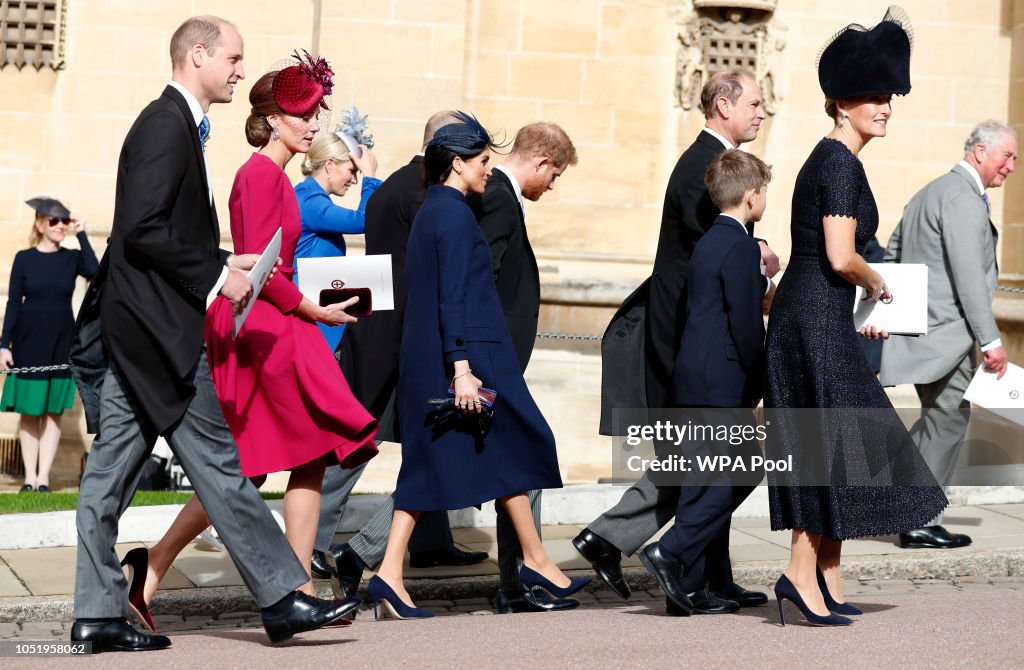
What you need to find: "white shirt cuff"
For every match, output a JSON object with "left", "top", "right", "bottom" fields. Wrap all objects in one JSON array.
[
  {"left": 981, "top": 338, "right": 1002, "bottom": 352},
  {"left": 764, "top": 277, "right": 773, "bottom": 297},
  {"left": 209, "top": 266, "right": 229, "bottom": 299}
]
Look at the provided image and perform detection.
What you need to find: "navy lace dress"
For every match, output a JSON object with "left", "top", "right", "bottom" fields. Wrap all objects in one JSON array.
[{"left": 764, "top": 138, "right": 947, "bottom": 540}]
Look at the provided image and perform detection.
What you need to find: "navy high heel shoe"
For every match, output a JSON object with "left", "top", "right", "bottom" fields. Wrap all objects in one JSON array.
[
  {"left": 816, "top": 567, "right": 863, "bottom": 615},
  {"left": 774, "top": 575, "right": 853, "bottom": 627},
  {"left": 121, "top": 547, "right": 156, "bottom": 632},
  {"left": 366, "top": 576, "right": 435, "bottom": 621},
  {"left": 520, "top": 565, "right": 591, "bottom": 598}
]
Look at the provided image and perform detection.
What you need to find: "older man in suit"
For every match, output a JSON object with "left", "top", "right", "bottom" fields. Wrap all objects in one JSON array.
[
  {"left": 577, "top": 69, "right": 776, "bottom": 606},
  {"left": 881, "top": 120, "right": 1017, "bottom": 549},
  {"left": 464, "top": 122, "right": 580, "bottom": 613},
  {"left": 70, "top": 16, "right": 355, "bottom": 652}
]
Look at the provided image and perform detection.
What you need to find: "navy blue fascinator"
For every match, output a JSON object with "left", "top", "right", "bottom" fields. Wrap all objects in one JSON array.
[
  {"left": 426, "top": 110, "right": 494, "bottom": 155},
  {"left": 817, "top": 5, "right": 913, "bottom": 99}
]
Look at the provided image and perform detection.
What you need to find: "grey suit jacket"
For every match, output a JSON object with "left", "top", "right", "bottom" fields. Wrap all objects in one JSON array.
[{"left": 879, "top": 164, "right": 999, "bottom": 386}]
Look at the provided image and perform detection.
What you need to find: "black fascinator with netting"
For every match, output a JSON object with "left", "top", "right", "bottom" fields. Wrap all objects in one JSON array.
[
  {"left": 426, "top": 110, "right": 495, "bottom": 155},
  {"left": 817, "top": 5, "right": 913, "bottom": 99}
]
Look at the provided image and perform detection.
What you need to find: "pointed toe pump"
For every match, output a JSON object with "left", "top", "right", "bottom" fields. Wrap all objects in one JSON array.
[
  {"left": 367, "top": 576, "right": 435, "bottom": 621},
  {"left": 519, "top": 565, "right": 591, "bottom": 599},
  {"left": 121, "top": 547, "right": 156, "bottom": 632},
  {"left": 774, "top": 575, "right": 853, "bottom": 627},
  {"left": 816, "top": 567, "right": 863, "bottom": 616}
]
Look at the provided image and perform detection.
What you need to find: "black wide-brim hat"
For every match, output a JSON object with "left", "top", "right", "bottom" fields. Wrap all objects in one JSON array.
[
  {"left": 25, "top": 197, "right": 70, "bottom": 219},
  {"left": 817, "top": 5, "right": 913, "bottom": 100}
]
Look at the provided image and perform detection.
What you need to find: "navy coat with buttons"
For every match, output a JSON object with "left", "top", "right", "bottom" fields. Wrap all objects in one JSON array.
[{"left": 394, "top": 185, "right": 562, "bottom": 511}]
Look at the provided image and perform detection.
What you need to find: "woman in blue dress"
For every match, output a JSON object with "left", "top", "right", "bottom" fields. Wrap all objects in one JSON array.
[
  {"left": 764, "top": 7, "right": 946, "bottom": 626},
  {"left": 365, "top": 112, "right": 588, "bottom": 619},
  {"left": 294, "top": 131, "right": 381, "bottom": 350}
]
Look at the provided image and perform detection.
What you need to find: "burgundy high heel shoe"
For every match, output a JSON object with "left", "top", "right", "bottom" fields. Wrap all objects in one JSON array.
[{"left": 121, "top": 547, "right": 156, "bottom": 632}]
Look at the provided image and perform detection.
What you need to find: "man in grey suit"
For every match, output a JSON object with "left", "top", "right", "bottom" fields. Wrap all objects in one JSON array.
[{"left": 881, "top": 119, "right": 1017, "bottom": 549}]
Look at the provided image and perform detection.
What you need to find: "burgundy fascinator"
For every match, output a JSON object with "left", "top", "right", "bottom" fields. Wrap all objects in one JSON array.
[{"left": 269, "top": 50, "right": 334, "bottom": 117}]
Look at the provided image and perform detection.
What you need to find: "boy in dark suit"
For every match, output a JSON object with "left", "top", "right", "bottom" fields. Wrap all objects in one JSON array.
[{"left": 639, "top": 149, "right": 773, "bottom": 616}]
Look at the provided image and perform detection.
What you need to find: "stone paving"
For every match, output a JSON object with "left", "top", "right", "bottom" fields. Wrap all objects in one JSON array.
[{"left": 1, "top": 576, "right": 1022, "bottom": 640}]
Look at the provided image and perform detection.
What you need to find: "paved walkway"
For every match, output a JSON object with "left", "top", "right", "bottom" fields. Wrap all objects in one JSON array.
[{"left": 1, "top": 502, "right": 1023, "bottom": 629}]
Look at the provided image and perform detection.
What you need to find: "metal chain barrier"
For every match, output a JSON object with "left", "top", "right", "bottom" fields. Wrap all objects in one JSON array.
[
  {"left": 0, "top": 363, "right": 72, "bottom": 375},
  {"left": 536, "top": 332, "right": 603, "bottom": 341},
  {"left": 997, "top": 284, "right": 1024, "bottom": 295}
]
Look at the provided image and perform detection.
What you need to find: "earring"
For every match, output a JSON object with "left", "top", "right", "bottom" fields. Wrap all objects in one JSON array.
[
  {"left": 271, "top": 126, "right": 280, "bottom": 140},
  {"left": 839, "top": 114, "right": 848, "bottom": 128}
]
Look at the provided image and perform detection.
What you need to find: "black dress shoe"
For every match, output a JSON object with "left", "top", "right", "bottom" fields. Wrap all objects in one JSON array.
[
  {"left": 898, "top": 525, "right": 972, "bottom": 549},
  {"left": 496, "top": 587, "right": 581, "bottom": 614},
  {"left": 70, "top": 619, "right": 170, "bottom": 652},
  {"left": 709, "top": 582, "right": 769, "bottom": 607},
  {"left": 325, "top": 543, "right": 366, "bottom": 599},
  {"left": 261, "top": 592, "right": 361, "bottom": 644},
  {"left": 638, "top": 543, "right": 693, "bottom": 615},
  {"left": 310, "top": 550, "right": 333, "bottom": 580},
  {"left": 572, "top": 529, "right": 631, "bottom": 600},
  {"left": 683, "top": 587, "right": 740, "bottom": 614},
  {"left": 19, "top": 484, "right": 33, "bottom": 493},
  {"left": 410, "top": 546, "right": 490, "bottom": 568}
]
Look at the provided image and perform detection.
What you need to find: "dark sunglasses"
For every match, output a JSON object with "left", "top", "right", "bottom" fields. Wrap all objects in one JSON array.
[{"left": 48, "top": 217, "right": 70, "bottom": 227}]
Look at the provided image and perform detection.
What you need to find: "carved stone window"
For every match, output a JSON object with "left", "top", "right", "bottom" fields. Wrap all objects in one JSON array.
[
  {"left": 676, "top": 0, "right": 785, "bottom": 115},
  {"left": 0, "top": 0, "right": 67, "bottom": 71}
]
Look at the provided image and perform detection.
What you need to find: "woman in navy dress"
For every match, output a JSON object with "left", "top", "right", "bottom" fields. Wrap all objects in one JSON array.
[
  {"left": 764, "top": 7, "right": 946, "bottom": 626},
  {"left": 366, "top": 112, "right": 588, "bottom": 619},
  {"left": 1, "top": 198, "right": 98, "bottom": 492}
]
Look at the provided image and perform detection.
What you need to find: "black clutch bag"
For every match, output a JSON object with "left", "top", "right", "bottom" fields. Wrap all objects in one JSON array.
[{"left": 425, "top": 386, "right": 497, "bottom": 435}]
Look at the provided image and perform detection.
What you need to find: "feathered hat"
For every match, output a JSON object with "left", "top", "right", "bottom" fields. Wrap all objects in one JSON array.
[{"left": 426, "top": 111, "right": 493, "bottom": 155}]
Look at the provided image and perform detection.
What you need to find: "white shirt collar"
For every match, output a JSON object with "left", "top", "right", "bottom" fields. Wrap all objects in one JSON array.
[
  {"left": 719, "top": 213, "right": 747, "bottom": 231},
  {"left": 168, "top": 81, "right": 205, "bottom": 127},
  {"left": 702, "top": 126, "right": 734, "bottom": 150},
  {"left": 495, "top": 164, "right": 525, "bottom": 209},
  {"left": 956, "top": 160, "right": 986, "bottom": 195}
]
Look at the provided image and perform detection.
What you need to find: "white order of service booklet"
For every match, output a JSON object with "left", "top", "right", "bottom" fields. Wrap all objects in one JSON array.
[
  {"left": 964, "top": 362, "right": 1024, "bottom": 425},
  {"left": 853, "top": 263, "right": 928, "bottom": 335},
  {"left": 296, "top": 254, "right": 395, "bottom": 311},
  {"left": 232, "top": 227, "right": 282, "bottom": 339}
]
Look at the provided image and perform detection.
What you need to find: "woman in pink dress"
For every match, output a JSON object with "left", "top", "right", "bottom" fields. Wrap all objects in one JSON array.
[{"left": 126, "top": 53, "right": 377, "bottom": 631}]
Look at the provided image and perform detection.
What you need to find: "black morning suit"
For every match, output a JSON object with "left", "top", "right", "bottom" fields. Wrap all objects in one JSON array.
[
  {"left": 73, "top": 86, "right": 306, "bottom": 617},
  {"left": 658, "top": 215, "right": 764, "bottom": 589},
  {"left": 589, "top": 130, "right": 733, "bottom": 557},
  {"left": 467, "top": 168, "right": 540, "bottom": 371}
]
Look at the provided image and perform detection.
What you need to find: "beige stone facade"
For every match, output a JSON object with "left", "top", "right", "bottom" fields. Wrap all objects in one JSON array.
[{"left": 1, "top": 1, "right": 1022, "bottom": 484}]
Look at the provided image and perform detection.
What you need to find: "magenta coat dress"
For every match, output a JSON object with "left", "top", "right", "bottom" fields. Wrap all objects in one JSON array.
[{"left": 206, "top": 153, "right": 378, "bottom": 476}]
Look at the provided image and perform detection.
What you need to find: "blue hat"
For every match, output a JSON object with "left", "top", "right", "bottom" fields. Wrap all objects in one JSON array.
[
  {"left": 817, "top": 5, "right": 913, "bottom": 99},
  {"left": 426, "top": 110, "right": 492, "bottom": 155}
]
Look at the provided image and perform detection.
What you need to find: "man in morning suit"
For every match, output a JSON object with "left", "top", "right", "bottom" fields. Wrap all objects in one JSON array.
[
  {"left": 312, "top": 112, "right": 488, "bottom": 588},
  {"left": 880, "top": 119, "right": 1017, "bottom": 549},
  {"left": 640, "top": 150, "right": 771, "bottom": 615},
  {"left": 466, "top": 122, "right": 580, "bottom": 613},
  {"left": 578, "top": 69, "right": 776, "bottom": 606},
  {"left": 70, "top": 17, "right": 356, "bottom": 652}
]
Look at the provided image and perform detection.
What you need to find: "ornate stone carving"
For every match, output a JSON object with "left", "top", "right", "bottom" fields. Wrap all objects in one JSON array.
[
  {"left": 676, "top": 1, "right": 785, "bottom": 114},
  {"left": 0, "top": 0, "right": 68, "bottom": 71}
]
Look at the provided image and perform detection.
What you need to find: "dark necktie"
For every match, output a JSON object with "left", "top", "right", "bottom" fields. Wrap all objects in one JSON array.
[{"left": 199, "top": 115, "right": 210, "bottom": 152}]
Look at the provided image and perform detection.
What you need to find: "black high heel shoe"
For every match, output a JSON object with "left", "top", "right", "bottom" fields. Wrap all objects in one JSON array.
[
  {"left": 366, "top": 576, "right": 435, "bottom": 621},
  {"left": 121, "top": 547, "right": 156, "bottom": 632},
  {"left": 520, "top": 565, "right": 591, "bottom": 598},
  {"left": 773, "top": 575, "right": 853, "bottom": 627},
  {"left": 816, "top": 567, "right": 863, "bottom": 615}
]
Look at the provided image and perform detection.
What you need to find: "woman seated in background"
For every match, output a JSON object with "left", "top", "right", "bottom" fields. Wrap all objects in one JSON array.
[
  {"left": 366, "top": 112, "right": 589, "bottom": 620},
  {"left": 1, "top": 198, "right": 98, "bottom": 492},
  {"left": 294, "top": 130, "right": 381, "bottom": 350}
]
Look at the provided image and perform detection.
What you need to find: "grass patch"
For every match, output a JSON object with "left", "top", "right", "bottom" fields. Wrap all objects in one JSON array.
[{"left": 0, "top": 490, "right": 286, "bottom": 515}]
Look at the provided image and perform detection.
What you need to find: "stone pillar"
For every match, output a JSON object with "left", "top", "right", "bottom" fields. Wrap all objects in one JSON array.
[{"left": 1002, "top": 0, "right": 1024, "bottom": 283}]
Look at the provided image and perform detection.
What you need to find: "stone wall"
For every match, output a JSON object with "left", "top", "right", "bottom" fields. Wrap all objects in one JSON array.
[{"left": 0, "top": 0, "right": 1021, "bottom": 484}]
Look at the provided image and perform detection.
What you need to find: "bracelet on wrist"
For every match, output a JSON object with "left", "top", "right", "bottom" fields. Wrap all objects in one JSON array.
[{"left": 452, "top": 369, "right": 472, "bottom": 383}]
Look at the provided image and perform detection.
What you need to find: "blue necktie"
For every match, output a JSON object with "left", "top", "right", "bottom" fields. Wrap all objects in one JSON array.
[
  {"left": 982, "top": 192, "right": 991, "bottom": 216},
  {"left": 199, "top": 115, "right": 210, "bottom": 152}
]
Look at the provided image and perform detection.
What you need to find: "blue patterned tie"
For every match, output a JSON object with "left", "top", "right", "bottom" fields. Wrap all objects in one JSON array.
[
  {"left": 199, "top": 115, "right": 210, "bottom": 152},
  {"left": 982, "top": 192, "right": 991, "bottom": 217}
]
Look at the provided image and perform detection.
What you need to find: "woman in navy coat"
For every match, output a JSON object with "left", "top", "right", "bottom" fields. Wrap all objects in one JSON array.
[{"left": 366, "top": 112, "right": 588, "bottom": 620}]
